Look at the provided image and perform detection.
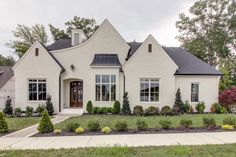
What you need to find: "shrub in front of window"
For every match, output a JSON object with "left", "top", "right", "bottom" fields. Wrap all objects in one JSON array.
[
  {"left": 183, "top": 100, "right": 191, "bottom": 114},
  {"left": 121, "top": 92, "right": 131, "bottom": 115},
  {"left": 223, "top": 117, "right": 236, "bottom": 126},
  {"left": 37, "top": 111, "right": 54, "bottom": 133},
  {"left": 66, "top": 122, "right": 80, "bottom": 132},
  {"left": 92, "top": 107, "right": 100, "bottom": 114},
  {"left": 203, "top": 117, "right": 216, "bottom": 129},
  {"left": 195, "top": 101, "right": 206, "bottom": 114},
  {"left": 144, "top": 106, "right": 159, "bottom": 116},
  {"left": 160, "top": 106, "right": 173, "bottom": 116},
  {"left": 179, "top": 119, "right": 193, "bottom": 129},
  {"left": 26, "top": 106, "right": 34, "bottom": 117},
  {"left": 14, "top": 108, "right": 22, "bottom": 117},
  {"left": 159, "top": 119, "right": 172, "bottom": 129},
  {"left": 101, "top": 126, "right": 111, "bottom": 134},
  {"left": 99, "top": 107, "right": 107, "bottom": 114},
  {"left": 115, "top": 121, "right": 128, "bottom": 132},
  {"left": 36, "top": 104, "right": 45, "bottom": 116},
  {"left": 107, "top": 107, "right": 113, "bottom": 114},
  {"left": 86, "top": 101, "right": 93, "bottom": 114},
  {"left": 45, "top": 95, "right": 54, "bottom": 116},
  {"left": 173, "top": 88, "right": 184, "bottom": 114},
  {"left": 133, "top": 105, "right": 144, "bottom": 116},
  {"left": 136, "top": 119, "right": 148, "bottom": 131},
  {"left": 87, "top": 121, "right": 100, "bottom": 132},
  {"left": 113, "top": 101, "right": 121, "bottom": 114},
  {"left": 75, "top": 127, "right": 85, "bottom": 134},
  {"left": 3, "top": 96, "right": 13, "bottom": 116},
  {"left": 0, "top": 112, "right": 8, "bottom": 133}
]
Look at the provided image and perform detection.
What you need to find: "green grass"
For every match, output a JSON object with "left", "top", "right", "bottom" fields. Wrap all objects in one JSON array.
[
  {"left": 1, "top": 144, "right": 236, "bottom": 157},
  {"left": 6, "top": 117, "right": 41, "bottom": 131},
  {"left": 56, "top": 114, "right": 236, "bottom": 129}
]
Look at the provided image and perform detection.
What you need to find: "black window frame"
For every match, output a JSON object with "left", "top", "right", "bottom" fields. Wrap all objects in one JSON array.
[
  {"left": 191, "top": 83, "right": 199, "bottom": 102},
  {"left": 28, "top": 79, "right": 47, "bottom": 101}
]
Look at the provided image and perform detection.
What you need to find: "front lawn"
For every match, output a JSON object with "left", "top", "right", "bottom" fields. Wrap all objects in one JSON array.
[
  {"left": 1, "top": 144, "right": 236, "bottom": 157},
  {"left": 56, "top": 114, "right": 236, "bottom": 129}
]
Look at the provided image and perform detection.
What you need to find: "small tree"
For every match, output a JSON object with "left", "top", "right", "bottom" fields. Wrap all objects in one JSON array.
[
  {"left": 173, "top": 88, "right": 184, "bottom": 114},
  {"left": 113, "top": 101, "right": 121, "bottom": 114},
  {"left": 0, "top": 112, "right": 8, "bottom": 133},
  {"left": 45, "top": 95, "right": 54, "bottom": 116},
  {"left": 37, "top": 111, "right": 53, "bottom": 133},
  {"left": 121, "top": 92, "right": 131, "bottom": 115},
  {"left": 3, "top": 96, "right": 13, "bottom": 115},
  {"left": 86, "top": 101, "right": 93, "bottom": 114}
]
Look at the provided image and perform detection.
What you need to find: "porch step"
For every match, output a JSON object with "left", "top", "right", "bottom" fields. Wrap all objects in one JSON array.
[{"left": 60, "top": 108, "right": 84, "bottom": 115}]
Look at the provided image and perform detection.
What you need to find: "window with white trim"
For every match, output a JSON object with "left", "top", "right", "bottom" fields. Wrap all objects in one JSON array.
[
  {"left": 191, "top": 83, "right": 199, "bottom": 102},
  {"left": 28, "top": 79, "right": 46, "bottom": 101},
  {"left": 140, "top": 78, "right": 159, "bottom": 102},
  {"left": 95, "top": 75, "right": 116, "bottom": 101}
]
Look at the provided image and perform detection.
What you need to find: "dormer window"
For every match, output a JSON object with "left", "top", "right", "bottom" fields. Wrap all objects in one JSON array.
[
  {"left": 35, "top": 48, "right": 39, "bottom": 56},
  {"left": 74, "top": 33, "right": 80, "bottom": 45},
  {"left": 71, "top": 29, "right": 88, "bottom": 46},
  {"left": 148, "top": 44, "right": 152, "bottom": 52}
]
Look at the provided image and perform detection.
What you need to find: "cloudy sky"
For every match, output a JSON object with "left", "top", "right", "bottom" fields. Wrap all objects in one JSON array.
[{"left": 0, "top": 0, "right": 197, "bottom": 58}]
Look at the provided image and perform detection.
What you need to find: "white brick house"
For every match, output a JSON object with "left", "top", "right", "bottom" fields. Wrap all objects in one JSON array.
[{"left": 12, "top": 19, "right": 221, "bottom": 113}]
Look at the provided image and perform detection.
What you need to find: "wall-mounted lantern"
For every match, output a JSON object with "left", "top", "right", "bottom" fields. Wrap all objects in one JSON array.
[{"left": 70, "top": 64, "right": 75, "bottom": 70}]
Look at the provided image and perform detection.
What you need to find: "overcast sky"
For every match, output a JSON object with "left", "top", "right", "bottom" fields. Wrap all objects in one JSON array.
[{"left": 0, "top": 0, "right": 197, "bottom": 58}]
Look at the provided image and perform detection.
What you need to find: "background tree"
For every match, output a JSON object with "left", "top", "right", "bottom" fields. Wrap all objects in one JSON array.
[
  {"left": 48, "top": 24, "right": 69, "bottom": 41},
  {"left": 176, "top": 0, "right": 236, "bottom": 90},
  {"left": 0, "top": 55, "right": 15, "bottom": 66},
  {"left": 6, "top": 24, "right": 48, "bottom": 57}
]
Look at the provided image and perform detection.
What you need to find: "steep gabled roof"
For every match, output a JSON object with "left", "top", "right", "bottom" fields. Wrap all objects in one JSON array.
[
  {"left": 91, "top": 54, "right": 121, "bottom": 66},
  {"left": 47, "top": 38, "right": 72, "bottom": 51},
  {"left": 0, "top": 66, "right": 13, "bottom": 88}
]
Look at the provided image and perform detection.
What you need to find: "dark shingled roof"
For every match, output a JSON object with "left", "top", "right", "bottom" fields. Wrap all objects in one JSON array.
[
  {"left": 91, "top": 54, "right": 121, "bottom": 66},
  {"left": 47, "top": 38, "right": 72, "bottom": 51},
  {"left": 0, "top": 66, "right": 14, "bottom": 88}
]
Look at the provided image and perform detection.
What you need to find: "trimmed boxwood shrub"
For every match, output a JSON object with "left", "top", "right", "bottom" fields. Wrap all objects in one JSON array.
[
  {"left": 113, "top": 101, "right": 121, "bottom": 114},
  {"left": 136, "top": 119, "right": 148, "bottom": 131},
  {"left": 223, "top": 117, "right": 236, "bottom": 126},
  {"left": 179, "top": 119, "right": 193, "bottom": 129},
  {"left": 36, "top": 105, "right": 45, "bottom": 116},
  {"left": 159, "top": 119, "right": 172, "bottom": 129},
  {"left": 195, "top": 101, "right": 206, "bottom": 113},
  {"left": 107, "top": 107, "right": 113, "bottom": 114},
  {"left": 99, "top": 107, "right": 107, "bottom": 114},
  {"left": 14, "top": 108, "right": 22, "bottom": 117},
  {"left": 66, "top": 122, "right": 80, "bottom": 132},
  {"left": 86, "top": 101, "right": 93, "bottom": 114},
  {"left": 87, "top": 121, "right": 100, "bottom": 131},
  {"left": 115, "top": 121, "right": 128, "bottom": 132},
  {"left": 0, "top": 112, "right": 8, "bottom": 133},
  {"left": 133, "top": 105, "right": 144, "bottom": 116},
  {"left": 144, "top": 106, "right": 158, "bottom": 116},
  {"left": 203, "top": 117, "right": 216, "bottom": 128},
  {"left": 161, "top": 106, "right": 173, "bottom": 116},
  {"left": 92, "top": 107, "right": 100, "bottom": 114},
  {"left": 37, "top": 111, "right": 53, "bottom": 133},
  {"left": 26, "top": 106, "right": 34, "bottom": 117}
]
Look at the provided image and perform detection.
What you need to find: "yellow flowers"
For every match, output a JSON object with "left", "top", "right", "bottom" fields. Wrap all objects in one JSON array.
[
  {"left": 75, "top": 127, "right": 85, "bottom": 134},
  {"left": 101, "top": 127, "right": 111, "bottom": 134},
  {"left": 221, "top": 125, "right": 234, "bottom": 130}
]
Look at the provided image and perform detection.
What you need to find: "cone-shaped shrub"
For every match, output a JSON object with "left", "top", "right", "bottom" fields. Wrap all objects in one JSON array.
[
  {"left": 45, "top": 95, "right": 54, "bottom": 116},
  {"left": 3, "top": 96, "right": 13, "bottom": 115},
  {"left": 37, "top": 111, "right": 53, "bottom": 133},
  {"left": 121, "top": 92, "right": 131, "bottom": 115},
  {"left": 86, "top": 101, "right": 93, "bottom": 114},
  {"left": 0, "top": 112, "right": 8, "bottom": 133}
]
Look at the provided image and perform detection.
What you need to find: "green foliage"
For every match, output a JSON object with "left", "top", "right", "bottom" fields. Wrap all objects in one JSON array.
[
  {"left": 86, "top": 101, "right": 93, "bottom": 114},
  {"left": 161, "top": 106, "right": 173, "bottom": 116},
  {"left": 26, "top": 106, "right": 34, "bottom": 117},
  {"left": 113, "top": 101, "right": 121, "bottom": 114},
  {"left": 203, "top": 117, "right": 216, "bottom": 128},
  {"left": 107, "top": 107, "right": 113, "bottom": 114},
  {"left": 3, "top": 97, "right": 13, "bottom": 115},
  {"left": 159, "top": 119, "right": 172, "bottom": 129},
  {"left": 195, "top": 101, "right": 206, "bottom": 113},
  {"left": 87, "top": 121, "right": 100, "bottom": 131},
  {"left": 45, "top": 95, "right": 54, "bottom": 116},
  {"left": 173, "top": 88, "right": 184, "bottom": 114},
  {"left": 66, "top": 122, "right": 80, "bottom": 132},
  {"left": 92, "top": 107, "right": 100, "bottom": 114},
  {"left": 115, "top": 121, "right": 128, "bottom": 132},
  {"left": 36, "top": 104, "right": 45, "bottom": 116},
  {"left": 37, "top": 111, "right": 53, "bottom": 133},
  {"left": 121, "top": 92, "right": 131, "bottom": 115},
  {"left": 14, "top": 108, "right": 22, "bottom": 117},
  {"left": 183, "top": 100, "right": 191, "bottom": 114},
  {"left": 219, "top": 66, "right": 235, "bottom": 91},
  {"left": 101, "top": 127, "right": 111, "bottom": 134},
  {"left": 0, "top": 55, "right": 15, "bottom": 66},
  {"left": 0, "top": 112, "right": 8, "bottom": 133},
  {"left": 48, "top": 24, "right": 69, "bottom": 41},
  {"left": 133, "top": 105, "right": 144, "bottom": 116},
  {"left": 210, "top": 103, "right": 227, "bottom": 114},
  {"left": 144, "top": 106, "right": 158, "bottom": 116},
  {"left": 223, "top": 117, "right": 236, "bottom": 126},
  {"left": 136, "top": 120, "right": 148, "bottom": 131},
  {"left": 179, "top": 119, "right": 193, "bottom": 129},
  {"left": 99, "top": 107, "right": 107, "bottom": 114}
]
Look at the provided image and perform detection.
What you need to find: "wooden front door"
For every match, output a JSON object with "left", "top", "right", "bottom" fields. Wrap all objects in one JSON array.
[{"left": 70, "top": 81, "right": 83, "bottom": 107}]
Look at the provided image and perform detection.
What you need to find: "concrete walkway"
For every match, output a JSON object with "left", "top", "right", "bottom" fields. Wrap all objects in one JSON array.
[
  {"left": 1, "top": 131, "right": 236, "bottom": 150},
  {"left": 3, "top": 115, "right": 71, "bottom": 138}
]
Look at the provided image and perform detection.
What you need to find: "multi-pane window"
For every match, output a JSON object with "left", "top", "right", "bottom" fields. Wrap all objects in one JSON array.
[
  {"left": 140, "top": 79, "right": 159, "bottom": 102},
  {"left": 28, "top": 79, "right": 46, "bottom": 101},
  {"left": 95, "top": 75, "right": 116, "bottom": 101},
  {"left": 191, "top": 83, "right": 199, "bottom": 102}
]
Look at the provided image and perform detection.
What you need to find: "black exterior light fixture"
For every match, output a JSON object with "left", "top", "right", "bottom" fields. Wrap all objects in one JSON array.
[{"left": 70, "top": 64, "right": 75, "bottom": 70}]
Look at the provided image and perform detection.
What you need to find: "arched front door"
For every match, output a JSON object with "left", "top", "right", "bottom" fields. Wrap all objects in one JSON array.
[{"left": 70, "top": 81, "right": 83, "bottom": 107}]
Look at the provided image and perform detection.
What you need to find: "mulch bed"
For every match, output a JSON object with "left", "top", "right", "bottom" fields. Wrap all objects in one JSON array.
[
  {"left": 33, "top": 127, "right": 235, "bottom": 137},
  {"left": 0, "top": 131, "right": 14, "bottom": 137}
]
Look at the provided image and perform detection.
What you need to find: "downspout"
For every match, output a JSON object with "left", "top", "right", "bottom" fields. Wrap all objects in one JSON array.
[{"left": 59, "top": 72, "right": 62, "bottom": 112}]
